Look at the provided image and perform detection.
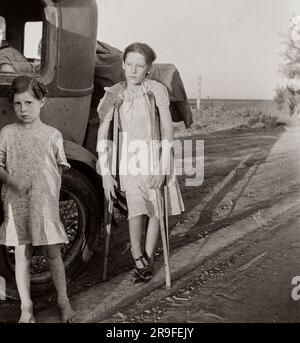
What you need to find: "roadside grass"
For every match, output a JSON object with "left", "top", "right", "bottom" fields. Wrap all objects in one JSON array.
[{"left": 174, "top": 99, "right": 287, "bottom": 138}]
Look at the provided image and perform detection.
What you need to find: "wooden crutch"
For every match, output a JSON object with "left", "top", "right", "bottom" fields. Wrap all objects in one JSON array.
[
  {"left": 102, "top": 102, "right": 120, "bottom": 281},
  {"left": 148, "top": 91, "right": 172, "bottom": 289},
  {"left": 102, "top": 199, "right": 114, "bottom": 281},
  {"left": 164, "top": 185, "right": 169, "bottom": 254},
  {"left": 156, "top": 187, "right": 171, "bottom": 289}
]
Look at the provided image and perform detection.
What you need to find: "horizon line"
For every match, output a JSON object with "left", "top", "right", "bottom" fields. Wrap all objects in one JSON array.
[{"left": 188, "top": 98, "right": 273, "bottom": 102}]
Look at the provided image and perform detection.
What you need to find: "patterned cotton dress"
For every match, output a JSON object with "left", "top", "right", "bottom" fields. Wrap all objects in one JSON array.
[
  {"left": 98, "top": 79, "right": 185, "bottom": 219},
  {"left": 0, "top": 122, "right": 70, "bottom": 246}
]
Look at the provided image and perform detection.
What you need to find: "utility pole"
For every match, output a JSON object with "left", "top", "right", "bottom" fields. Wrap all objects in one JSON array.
[{"left": 196, "top": 74, "right": 201, "bottom": 111}]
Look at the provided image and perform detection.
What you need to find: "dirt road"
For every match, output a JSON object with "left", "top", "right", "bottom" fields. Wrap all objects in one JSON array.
[
  {"left": 100, "top": 125, "right": 300, "bottom": 323},
  {"left": 106, "top": 204, "right": 300, "bottom": 323},
  {"left": 103, "top": 125, "right": 290, "bottom": 279},
  {"left": 1, "top": 124, "right": 297, "bottom": 322},
  {"left": 101, "top": 125, "right": 300, "bottom": 323}
]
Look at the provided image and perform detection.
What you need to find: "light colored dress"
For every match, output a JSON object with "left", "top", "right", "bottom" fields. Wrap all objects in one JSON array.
[
  {"left": 0, "top": 122, "right": 70, "bottom": 246},
  {"left": 98, "top": 78, "right": 185, "bottom": 219}
]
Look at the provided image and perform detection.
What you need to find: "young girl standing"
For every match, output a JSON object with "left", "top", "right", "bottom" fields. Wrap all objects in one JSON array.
[
  {"left": 0, "top": 76, "right": 77, "bottom": 323},
  {"left": 97, "top": 42, "right": 184, "bottom": 283}
]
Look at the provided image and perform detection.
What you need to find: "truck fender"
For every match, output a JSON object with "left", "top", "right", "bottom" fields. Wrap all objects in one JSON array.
[{"left": 64, "top": 139, "right": 97, "bottom": 171}]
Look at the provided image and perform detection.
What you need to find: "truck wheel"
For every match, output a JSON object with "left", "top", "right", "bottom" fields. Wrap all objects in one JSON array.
[{"left": 0, "top": 168, "right": 103, "bottom": 299}]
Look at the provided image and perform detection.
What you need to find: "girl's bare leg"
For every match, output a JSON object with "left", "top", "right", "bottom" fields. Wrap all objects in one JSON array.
[
  {"left": 43, "top": 244, "right": 77, "bottom": 323},
  {"left": 128, "top": 215, "right": 145, "bottom": 268},
  {"left": 15, "top": 244, "right": 35, "bottom": 323},
  {"left": 145, "top": 216, "right": 160, "bottom": 263}
]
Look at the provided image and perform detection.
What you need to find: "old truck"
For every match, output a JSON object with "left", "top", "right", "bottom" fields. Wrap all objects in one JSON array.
[{"left": 0, "top": 0, "right": 192, "bottom": 298}]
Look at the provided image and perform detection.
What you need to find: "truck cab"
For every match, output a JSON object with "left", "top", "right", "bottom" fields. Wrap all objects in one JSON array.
[{"left": 0, "top": 0, "right": 104, "bottom": 297}]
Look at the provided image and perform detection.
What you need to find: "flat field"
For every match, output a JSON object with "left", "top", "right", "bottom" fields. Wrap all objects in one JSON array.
[{"left": 175, "top": 98, "right": 284, "bottom": 137}]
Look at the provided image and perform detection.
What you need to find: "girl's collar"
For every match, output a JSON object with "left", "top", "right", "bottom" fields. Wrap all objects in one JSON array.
[{"left": 121, "top": 78, "right": 151, "bottom": 97}]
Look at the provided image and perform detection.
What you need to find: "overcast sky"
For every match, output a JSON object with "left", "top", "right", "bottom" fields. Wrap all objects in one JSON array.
[{"left": 96, "top": 0, "right": 300, "bottom": 99}]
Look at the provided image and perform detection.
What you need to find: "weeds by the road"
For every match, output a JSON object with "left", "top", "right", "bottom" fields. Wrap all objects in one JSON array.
[{"left": 175, "top": 99, "right": 285, "bottom": 138}]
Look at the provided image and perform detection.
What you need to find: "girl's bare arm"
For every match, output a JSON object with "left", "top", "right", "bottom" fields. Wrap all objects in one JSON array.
[
  {"left": 97, "top": 121, "right": 110, "bottom": 146},
  {"left": 159, "top": 105, "right": 174, "bottom": 141},
  {"left": 97, "top": 120, "right": 111, "bottom": 175},
  {"left": 97, "top": 121, "right": 118, "bottom": 200},
  {"left": 158, "top": 105, "right": 174, "bottom": 174},
  {"left": 149, "top": 106, "right": 174, "bottom": 189}
]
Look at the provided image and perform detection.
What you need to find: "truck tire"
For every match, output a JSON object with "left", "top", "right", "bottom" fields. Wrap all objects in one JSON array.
[{"left": 0, "top": 168, "right": 103, "bottom": 299}]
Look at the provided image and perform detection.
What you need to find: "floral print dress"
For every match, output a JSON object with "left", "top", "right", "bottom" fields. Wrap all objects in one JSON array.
[{"left": 0, "top": 122, "right": 70, "bottom": 246}]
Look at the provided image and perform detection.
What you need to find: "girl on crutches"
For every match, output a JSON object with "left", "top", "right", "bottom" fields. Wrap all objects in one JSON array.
[{"left": 97, "top": 42, "right": 184, "bottom": 284}]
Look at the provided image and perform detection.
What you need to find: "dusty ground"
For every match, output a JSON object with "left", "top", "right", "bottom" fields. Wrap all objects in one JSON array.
[
  {"left": 0, "top": 125, "right": 286, "bottom": 322},
  {"left": 105, "top": 206, "right": 300, "bottom": 323},
  {"left": 101, "top": 123, "right": 300, "bottom": 323}
]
